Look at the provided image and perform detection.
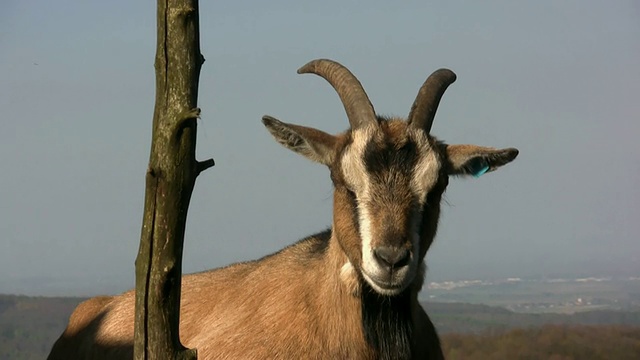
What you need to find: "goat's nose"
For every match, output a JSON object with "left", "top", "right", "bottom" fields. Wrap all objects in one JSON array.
[{"left": 373, "top": 246, "right": 410, "bottom": 269}]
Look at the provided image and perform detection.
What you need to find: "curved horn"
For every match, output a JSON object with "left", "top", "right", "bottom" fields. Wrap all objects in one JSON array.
[
  {"left": 408, "top": 68, "right": 457, "bottom": 133},
  {"left": 298, "top": 59, "right": 376, "bottom": 129}
]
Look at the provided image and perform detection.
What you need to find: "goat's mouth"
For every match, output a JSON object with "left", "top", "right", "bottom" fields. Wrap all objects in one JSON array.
[{"left": 361, "top": 269, "right": 414, "bottom": 296}]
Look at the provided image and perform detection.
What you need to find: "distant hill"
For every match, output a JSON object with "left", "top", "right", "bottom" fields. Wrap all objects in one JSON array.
[
  {"left": 1, "top": 294, "right": 640, "bottom": 359},
  {"left": 423, "top": 301, "right": 640, "bottom": 334},
  {"left": 0, "top": 294, "right": 85, "bottom": 360}
]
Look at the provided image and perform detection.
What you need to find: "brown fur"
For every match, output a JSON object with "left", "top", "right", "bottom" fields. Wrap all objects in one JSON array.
[{"left": 49, "top": 233, "right": 403, "bottom": 359}]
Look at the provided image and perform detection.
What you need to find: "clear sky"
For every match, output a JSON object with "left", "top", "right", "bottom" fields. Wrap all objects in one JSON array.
[{"left": 1, "top": 1, "right": 638, "bottom": 296}]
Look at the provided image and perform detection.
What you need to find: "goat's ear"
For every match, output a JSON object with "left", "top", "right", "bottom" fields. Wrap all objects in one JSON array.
[
  {"left": 262, "top": 115, "right": 337, "bottom": 165},
  {"left": 443, "top": 144, "right": 519, "bottom": 177}
]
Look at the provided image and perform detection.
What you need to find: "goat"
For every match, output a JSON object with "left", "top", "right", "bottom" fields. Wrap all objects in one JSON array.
[{"left": 48, "top": 59, "right": 518, "bottom": 359}]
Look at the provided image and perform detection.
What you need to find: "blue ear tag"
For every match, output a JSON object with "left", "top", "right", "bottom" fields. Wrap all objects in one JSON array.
[
  {"left": 472, "top": 164, "right": 490, "bottom": 178},
  {"left": 469, "top": 160, "right": 490, "bottom": 178}
]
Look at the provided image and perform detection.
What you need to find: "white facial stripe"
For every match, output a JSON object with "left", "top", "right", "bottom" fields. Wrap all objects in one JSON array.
[
  {"left": 359, "top": 202, "right": 376, "bottom": 270},
  {"left": 410, "top": 131, "right": 440, "bottom": 205},
  {"left": 341, "top": 126, "right": 374, "bottom": 191},
  {"left": 341, "top": 126, "right": 378, "bottom": 271}
]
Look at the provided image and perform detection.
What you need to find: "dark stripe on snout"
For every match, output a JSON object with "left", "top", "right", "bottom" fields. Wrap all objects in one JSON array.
[{"left": 363, "top": 139, "right": 418, "bottom": 176}]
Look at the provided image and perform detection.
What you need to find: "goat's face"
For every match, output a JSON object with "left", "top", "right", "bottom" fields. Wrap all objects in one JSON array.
[
  {"left": 263, "top": 59, "right": 518, "bottom": 296},
  {"left": 331, "top": 120, "right": 444, "bottom": 295}
]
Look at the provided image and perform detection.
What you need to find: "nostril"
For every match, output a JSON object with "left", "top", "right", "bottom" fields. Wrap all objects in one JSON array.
[{"left": 373, "top": 247, "right": 410, "bottom": 269}]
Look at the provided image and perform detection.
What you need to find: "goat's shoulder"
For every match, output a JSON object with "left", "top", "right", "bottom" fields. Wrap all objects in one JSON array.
[
  {"left": 262, "top": 228, "right": 332, "bottom": 262},
  {"left": 179, "top": 231, "right": 327, "bottom": 295},
  {"left": 48, "top": 295, "right": 115, "bottom": 359},
  {"left": 67, "top": 295, "right": 114, "bottom": 333},
  {"left": 179, "top": 229, "right": 348, "bottom": 356}
]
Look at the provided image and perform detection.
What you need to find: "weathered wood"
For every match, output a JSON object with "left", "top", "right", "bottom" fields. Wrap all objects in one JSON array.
[{"left": 134, "top": 0, "right": 209, "bottom": 358}]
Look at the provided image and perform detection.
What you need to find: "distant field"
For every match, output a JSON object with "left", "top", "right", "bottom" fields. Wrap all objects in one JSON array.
[
  {"left": 440, "top": 324, "right": 640, "bottom": 360},
  {"left": 426, "top": 277, "right": 640, "bottom": 313},
  {"left": 1, "top": 293, "right": 639, "bottom": 359}
]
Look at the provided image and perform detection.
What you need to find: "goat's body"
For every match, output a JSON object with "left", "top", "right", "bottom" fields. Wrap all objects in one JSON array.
[{"left": 48, "top": 230, "right": 443, "bottom": 359}]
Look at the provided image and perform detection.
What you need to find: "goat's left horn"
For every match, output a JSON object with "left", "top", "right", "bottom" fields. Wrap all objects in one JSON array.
[
  {"left": 408, "top": 69, "right": 457, "bottom": 133},
  {"left": 298, "top": 59, "right": 377, "bottom": 129}
]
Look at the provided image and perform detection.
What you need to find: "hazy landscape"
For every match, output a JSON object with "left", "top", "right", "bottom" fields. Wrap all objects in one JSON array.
[
  {"left": 2, "top": 275, "right": 640, "bottom": 359},
  {"left": 427, "top": 276, "right": 640, "bottom": 314}
]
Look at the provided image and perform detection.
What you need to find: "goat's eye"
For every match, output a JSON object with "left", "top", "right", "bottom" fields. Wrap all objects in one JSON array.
[{"left": 345, "top": 187, "right": 357, "bottom": 200}]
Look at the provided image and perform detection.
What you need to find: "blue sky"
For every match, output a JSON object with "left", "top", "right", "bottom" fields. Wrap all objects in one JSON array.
[{"left": 1, "top": 1, "right": 639, "bottom": 296}]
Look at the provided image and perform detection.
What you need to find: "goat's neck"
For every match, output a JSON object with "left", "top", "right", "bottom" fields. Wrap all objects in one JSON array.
[{"left": 313, "top": 232, "right": 418, "bottom": 359}]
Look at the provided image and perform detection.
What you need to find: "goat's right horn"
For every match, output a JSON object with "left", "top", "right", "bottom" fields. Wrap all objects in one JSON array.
[
  {"left": 298, "top": 59, "right": 376, "bottom": 129},
  {"left": 408, "top": 69, "right": 457, "bottom": 133}
]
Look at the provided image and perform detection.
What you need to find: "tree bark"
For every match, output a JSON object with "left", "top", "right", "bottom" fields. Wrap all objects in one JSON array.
[{"left": 134, "top": 0, "right": 211, "bottom": 359}]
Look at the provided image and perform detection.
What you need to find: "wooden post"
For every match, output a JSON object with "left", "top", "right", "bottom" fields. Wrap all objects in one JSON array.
[{"left": 134, "top": 0, "right": 212, "bottom": 359}]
